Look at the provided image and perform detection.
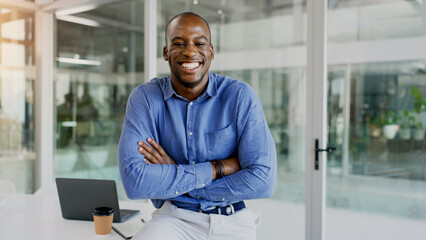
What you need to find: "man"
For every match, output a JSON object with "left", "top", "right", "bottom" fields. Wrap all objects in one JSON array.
[{"left": 118, "top": 12, "right": 276, "bottom": 239}]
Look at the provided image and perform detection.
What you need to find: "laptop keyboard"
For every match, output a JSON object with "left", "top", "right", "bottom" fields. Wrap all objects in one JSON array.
[{"left": 120, "top": 209, "right": 139, "bottom": 221}]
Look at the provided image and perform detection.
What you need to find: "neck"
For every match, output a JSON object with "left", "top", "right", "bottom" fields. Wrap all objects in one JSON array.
[
  {"left": 171, "top": 77, "right": 209, "bottom": 102},
  {"left": 173, "top": 82, "right": 208, "bottom": 102}
]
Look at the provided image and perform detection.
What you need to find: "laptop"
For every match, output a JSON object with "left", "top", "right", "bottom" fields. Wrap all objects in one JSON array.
[{"left": 56, "top": 178, "right": 139, "bottom": 223}]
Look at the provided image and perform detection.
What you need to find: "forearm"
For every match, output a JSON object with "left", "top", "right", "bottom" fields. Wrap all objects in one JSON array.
[
  {"left": 209, "top": 155, "right": 240, "bottom": 180},
  {"left": 189, "top": 162, "right": 275, "bottom": 202},
  {"left": 119, "top": 155, "right": 213, "bottom": 199},
  {"left": 122, "top": 153, "right": 235, "bottom": 199}
]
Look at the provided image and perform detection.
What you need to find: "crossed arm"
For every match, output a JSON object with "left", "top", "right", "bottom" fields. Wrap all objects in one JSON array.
[
  {"left": 119, "top": 85, "right": 276, "bottom": 202},
  {"left": 137, "top": 137, "right": 241, "bottom": 180}
]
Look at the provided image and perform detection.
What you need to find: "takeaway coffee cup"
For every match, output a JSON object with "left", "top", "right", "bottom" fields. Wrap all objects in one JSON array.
[{"left": 92, "top": 207, "right": 114, "bottom": 235}]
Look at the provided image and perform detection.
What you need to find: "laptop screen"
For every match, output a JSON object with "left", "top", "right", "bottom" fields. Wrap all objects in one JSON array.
[{"left": 56, "top": 178, "right": 123, "bottom": 222}]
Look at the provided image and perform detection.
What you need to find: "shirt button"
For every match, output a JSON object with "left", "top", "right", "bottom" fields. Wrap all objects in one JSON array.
[
  {"left": 189, "top": 132, "right": 193, "bottom": 136},
  {"left": 192, "top": 162, "right": 195, "bottom": 164},
  {"left": 176, "top": 191, "right": 179, "bottom": 195},
  {"left": 201, "top": 183, "right": 205, "bottom": 187},
  {"left": 189, "top": 102, "right": 193, "bottom": 106},
  {"left": 196, "top": 196, "right": 200, "bottom": 199},
  {"left": 221, "top": 198, "right": 225, "bottom": 201}
]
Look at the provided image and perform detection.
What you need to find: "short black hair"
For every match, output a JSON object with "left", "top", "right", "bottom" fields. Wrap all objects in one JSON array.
[{"left": 164, "top": 12, "right": 211, "bottom": 45}]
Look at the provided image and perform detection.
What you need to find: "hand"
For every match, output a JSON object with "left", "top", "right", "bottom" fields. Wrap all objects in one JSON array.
[{"left": 138, "top": 138, "right": 176, "bottom": 165}]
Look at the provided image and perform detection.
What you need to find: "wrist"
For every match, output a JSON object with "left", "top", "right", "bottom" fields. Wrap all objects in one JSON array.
[{"left": 211, "top": 160, "right": 224, "bottom": 179}]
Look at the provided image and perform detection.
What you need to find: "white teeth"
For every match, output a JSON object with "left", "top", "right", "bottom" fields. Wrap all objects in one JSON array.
[{"left": 181, "top": 62, "right": 200, "bottom": 70}]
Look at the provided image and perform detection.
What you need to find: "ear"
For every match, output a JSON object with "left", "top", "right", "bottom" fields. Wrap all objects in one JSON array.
[
  {"left": 210, "top": 44, "right": 215, "bottom": 60},
  {"left": 163, "top": 46, "right": 169, "bottom": 61}
]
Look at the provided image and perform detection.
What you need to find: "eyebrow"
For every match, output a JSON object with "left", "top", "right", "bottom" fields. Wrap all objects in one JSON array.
[
  {"left": 171, "top": 36, "right": 209, "bottom": 42},
  {"left": 195, "top": 36, "right": 209, "bottom": 42}
]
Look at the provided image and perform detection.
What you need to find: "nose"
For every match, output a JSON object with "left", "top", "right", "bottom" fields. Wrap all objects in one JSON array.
[{"left": 182, "top": 43, "right": 197, "bottom": 58}]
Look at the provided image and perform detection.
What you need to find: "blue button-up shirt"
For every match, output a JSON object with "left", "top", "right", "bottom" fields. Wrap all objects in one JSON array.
[{"left": 118, "top": 72, "right": 276, "bottom": 211}]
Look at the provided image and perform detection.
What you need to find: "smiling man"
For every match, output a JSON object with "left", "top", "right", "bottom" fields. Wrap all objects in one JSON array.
[
  {"left": 118, "top": 12, "right": 277, "bottom": 240},
  {"left": 164, "top": 13, "right": 212, "bottom": 95}
]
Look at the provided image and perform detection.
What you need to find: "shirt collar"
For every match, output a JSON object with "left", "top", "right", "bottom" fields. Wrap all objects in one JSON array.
[
  {"left": 162, "top": 72, "right": 218, "bottom": 101},
  {"left": 205, "top": 72, "right": 218, "bottom": 98},
  {"left": 163, "top": 76, "right": 175, "bottom": 100}
]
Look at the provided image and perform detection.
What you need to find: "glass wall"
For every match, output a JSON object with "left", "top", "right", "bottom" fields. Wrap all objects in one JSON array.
[
  {"left": 54, "top": 0, "right": 144, "bottom": 199},
  {"left": 158, "top": 1, "right": 307, "bottom": 239},
  {"left": 328, "top": 0, "right": 426, "bottom": 43},
  {"left": 326, "top": 0, "right": 426, "bottom": 239},
  {"left": 0, "top": 8, "right": 36, "bottom": 193}
]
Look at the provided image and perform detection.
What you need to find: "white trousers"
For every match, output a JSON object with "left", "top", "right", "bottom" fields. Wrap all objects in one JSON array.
[{"left": 132, "top": 201, "right": 259, "bottom": 240}]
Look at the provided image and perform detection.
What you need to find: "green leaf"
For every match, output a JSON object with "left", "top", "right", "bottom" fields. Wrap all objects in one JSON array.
[{"left": 411, "top": 86, "right": 422, "bottom": 99}]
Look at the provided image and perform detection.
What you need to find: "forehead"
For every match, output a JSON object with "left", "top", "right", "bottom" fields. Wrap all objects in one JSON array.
[{"left": 167, "top": 15, "right": 210, "bottom": 41}]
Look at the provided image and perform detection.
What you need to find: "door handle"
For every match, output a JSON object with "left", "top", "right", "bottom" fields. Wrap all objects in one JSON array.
[{"left": 315, "top": 139, "right": 336, "bottom": 170}]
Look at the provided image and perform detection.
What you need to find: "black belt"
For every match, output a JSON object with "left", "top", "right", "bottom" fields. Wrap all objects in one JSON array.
[{"left": 198, "top": 201, "right": 246, "bottom": 216}]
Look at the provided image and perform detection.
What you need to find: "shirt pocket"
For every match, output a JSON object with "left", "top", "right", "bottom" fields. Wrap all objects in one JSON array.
[{"left": 205, "top": 124, "right": 236, "bottom": 160}]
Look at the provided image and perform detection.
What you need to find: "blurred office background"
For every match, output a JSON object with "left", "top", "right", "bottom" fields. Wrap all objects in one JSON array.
[{"left": 1, "top": 0, "right": 426, "bottom": 239}]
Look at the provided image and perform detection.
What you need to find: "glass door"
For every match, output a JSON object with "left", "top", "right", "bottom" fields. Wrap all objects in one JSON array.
[{"left": 326, "top": 1, "right": 426, "bottom": 239}]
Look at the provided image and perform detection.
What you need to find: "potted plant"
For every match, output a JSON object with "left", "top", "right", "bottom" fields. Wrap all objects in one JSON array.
[
  {"left": 412, "top": 121, "right": 425, "bottom": 141},
  {"left": 366, "top": 114, "right": 382, "bottom": 137},
  {"left": 398, "top": 110, "right": 414, "bottom": 140},
  {"left": 382, "top": 110, "right": 400, "bottom": 139},
  {"left": 411, "top": 86, "right": 426, "bottom": 126}
]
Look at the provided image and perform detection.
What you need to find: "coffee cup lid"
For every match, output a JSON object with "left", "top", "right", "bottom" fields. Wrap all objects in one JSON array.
[{"left": 93, "top": 207, "right": 114, "bottom": 216}]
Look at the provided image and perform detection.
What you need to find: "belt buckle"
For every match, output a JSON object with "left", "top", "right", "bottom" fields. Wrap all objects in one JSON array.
[
  {"left": 225, "top": 204, "right": 235, "bottom": 215},
  {"left": 202, "top": 204, "right": 236, "bottom": 215}
]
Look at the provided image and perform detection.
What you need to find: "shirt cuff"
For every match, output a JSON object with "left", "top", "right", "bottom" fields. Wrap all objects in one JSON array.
[{"left": 193, "top": 162, "right": 213, "bottom": 189}]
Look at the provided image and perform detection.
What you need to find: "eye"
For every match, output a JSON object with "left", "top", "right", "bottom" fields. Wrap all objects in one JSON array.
[
  {"left": 173, "top": 42, "right": 185, "bottom": 47},
  {"left": 195, "top": 42, "right": 206, "bottom": 46}
]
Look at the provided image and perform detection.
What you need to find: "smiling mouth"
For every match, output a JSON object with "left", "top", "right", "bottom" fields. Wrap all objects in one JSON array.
[{"left": 180, "top": 62, "right": 201, "bottom": 70}]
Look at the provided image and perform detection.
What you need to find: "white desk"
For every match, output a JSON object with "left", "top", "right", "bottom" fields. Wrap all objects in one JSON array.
[{"left": 0, "top": 193, "right": 155, "bottom": 240}]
